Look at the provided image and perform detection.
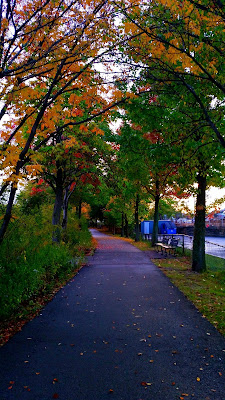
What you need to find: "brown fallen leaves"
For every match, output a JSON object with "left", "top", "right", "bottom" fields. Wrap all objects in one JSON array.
[{"left": 141, "top": 381, "right": 152, "bottom": 387}]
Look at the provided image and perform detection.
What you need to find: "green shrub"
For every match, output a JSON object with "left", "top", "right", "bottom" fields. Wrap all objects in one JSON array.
[{"left": 0, "top": 205, "right": 92, "bottom": 320}]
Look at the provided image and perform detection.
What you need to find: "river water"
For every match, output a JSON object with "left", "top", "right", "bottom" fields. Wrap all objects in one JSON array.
[{"left": 182, "top": 235, "right": 225, "bottom": 259}]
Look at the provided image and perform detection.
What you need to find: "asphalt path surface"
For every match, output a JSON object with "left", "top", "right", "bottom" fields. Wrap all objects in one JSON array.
[{"left": 0, "top": 229, "right": 225, "bottom": 400}]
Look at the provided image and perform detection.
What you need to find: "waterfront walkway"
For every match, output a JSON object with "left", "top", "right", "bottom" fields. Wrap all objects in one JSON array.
[{"left": 0, "top": 229, "right": 224, "bottom": 400}]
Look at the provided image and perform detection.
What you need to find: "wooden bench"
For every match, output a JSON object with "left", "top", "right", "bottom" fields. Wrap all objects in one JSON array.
[{"left": 155, "top": 238, "right": 179, "bottom": 256}]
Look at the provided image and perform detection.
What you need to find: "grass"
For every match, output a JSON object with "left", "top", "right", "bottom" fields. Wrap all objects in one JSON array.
[{"left": 154, "top": 256, "right": 225, "bottom": 336}]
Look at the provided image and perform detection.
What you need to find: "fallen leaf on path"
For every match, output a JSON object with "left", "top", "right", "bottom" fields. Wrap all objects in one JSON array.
[
  {"left": 53, "top": 394, "right": 59, "bottom": 399},
  {"left": 196, "top": 377, "right": 200, "bottom": 381},
  {"left": 108, "top": 389, "right": 114, "bottom": 393}
]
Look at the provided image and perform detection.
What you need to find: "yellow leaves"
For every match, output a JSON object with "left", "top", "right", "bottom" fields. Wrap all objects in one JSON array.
[
  {"left": 69, "top": 93, "right": 81, "bottom": 106},
  {"left": 65, "top": 136, "right": 79, "bottom": 149},
  {"left": 91, "top": 127, "right": 104, "bottom": 136},
  {"left": 0, "top": 18, "right": 9, "bottom": 31},
  {"left": 79, "top": 124, "right": 88, "bottom": 132},
  {"left": 25, "top": 164, "right": 43, "bottom": 176},
  {"left": 127, "top": 92, "right": 137, "bottom": 101},
  {"left": 124, "top": 21, "right": 138, "bottom": 35}
]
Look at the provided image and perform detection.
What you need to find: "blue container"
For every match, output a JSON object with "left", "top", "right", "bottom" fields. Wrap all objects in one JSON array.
[{"left": 141, "top": 220, "right": 176, "bottom": 235}]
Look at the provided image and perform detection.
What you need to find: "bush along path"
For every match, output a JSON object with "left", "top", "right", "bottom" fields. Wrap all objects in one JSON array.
[{"left": 0, "top": 229, "right": 225, "bottom": 400}]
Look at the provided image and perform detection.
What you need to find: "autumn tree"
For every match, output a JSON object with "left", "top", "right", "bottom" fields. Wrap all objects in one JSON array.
[
  {"left": 114, "top": 0, "right": 225, "bottom": 147},
  {"left": 0, "top": 0, "right": 138, "bottom": 243}
]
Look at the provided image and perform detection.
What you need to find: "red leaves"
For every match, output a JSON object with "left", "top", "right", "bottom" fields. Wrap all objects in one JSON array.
[
  {"left": 8, "top": 382, "right": 14, "bottom": 390},
  {"left": 143, "top": 130, "right": 161, "bottom": 144},
  {"left": 74, "top": 152, "right": 82, "bottom": 158},
  {"left": 69, "top": 182, "right": 76, "bottom": 191},
  {"left": 53, "top": 394, "right": 59, "bottom": 399},
  {"left": 30, "top": 186, "right": 44, "bottom": 196},
  {"left": 148, "top": 95, "right": 157, "bottom": 104},
  {"left": 71, "top": 108, "right": 83, "bottom": 117}
]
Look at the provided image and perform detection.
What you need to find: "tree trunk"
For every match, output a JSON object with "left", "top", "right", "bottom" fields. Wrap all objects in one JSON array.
[
  {"left": 62, "top": 186, "right": 69, "bottom": 230},
  {"left": 0, "top": 183, "right": 17, "bottom": 244},
  {"left": 135, "top": 193, "right": 140, "bottom": 242},
  {"left": 192, "top": 173, "right": 206, "bottom": 272},
  {"left": 52, "top": 167, "right": 63, "bottom": 243},
  {"left": 152, "top": 182, "right": 160, "bottom": 246},
  {"left": 62, "top": 183, "right": 75, "bottom": 229},
  {"left": 121, "top": 211, "right": 124, "bottom": 237}
]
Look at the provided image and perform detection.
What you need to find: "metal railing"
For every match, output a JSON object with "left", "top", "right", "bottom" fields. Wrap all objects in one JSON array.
[{"left": 142, "top": 233, "right": 225, "bottom": 260}]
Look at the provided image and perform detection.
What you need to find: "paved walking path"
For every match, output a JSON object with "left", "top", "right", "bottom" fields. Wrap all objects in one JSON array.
[{"left": 0, "top": 229, "right": 225, "bottom": 400}]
